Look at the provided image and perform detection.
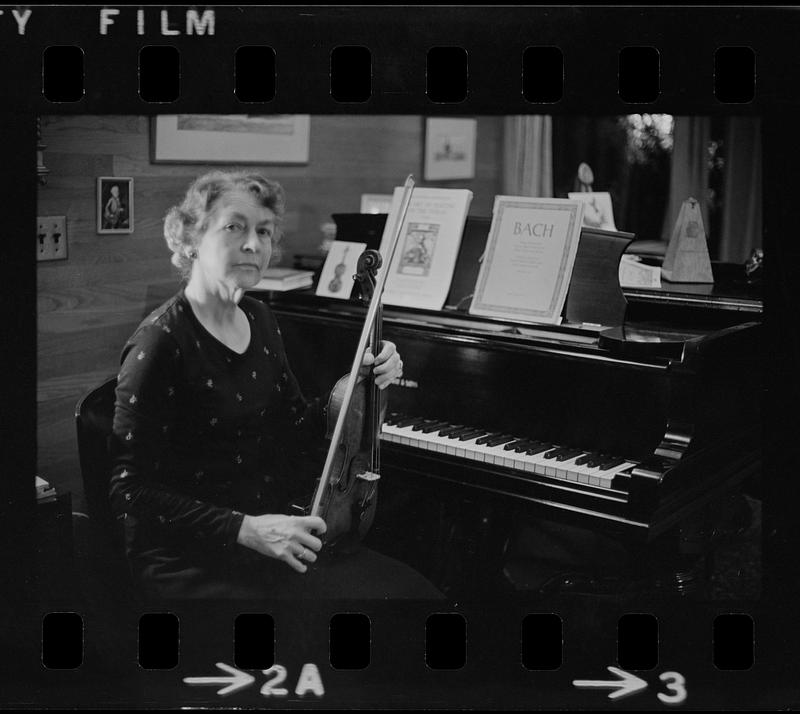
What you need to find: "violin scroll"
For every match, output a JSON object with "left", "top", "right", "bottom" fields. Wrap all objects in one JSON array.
[{"left": 355, "top": 249, "right": 382, "bottom": 305}]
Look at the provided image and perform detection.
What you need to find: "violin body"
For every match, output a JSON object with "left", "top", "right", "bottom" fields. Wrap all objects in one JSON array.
[{"left": 318, "top": 374, "right": 386, "bottom": 551}]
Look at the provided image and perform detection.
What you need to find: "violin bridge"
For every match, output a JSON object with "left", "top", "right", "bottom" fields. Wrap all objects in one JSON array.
[{"left": 356, "top": 471, "right": 381, "bottom": 482}]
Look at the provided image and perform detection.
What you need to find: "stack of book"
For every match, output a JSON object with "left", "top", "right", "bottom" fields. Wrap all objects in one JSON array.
[
  {"left": 251, "top": 268, "right": 314, "bottom": 292},
  {"left": 36, "top": 475, "right": 57, "bottom": 503}
]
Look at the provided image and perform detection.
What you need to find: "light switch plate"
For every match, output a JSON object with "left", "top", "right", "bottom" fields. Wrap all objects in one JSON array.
[{"left": 37, "top": 216, "right": 68, "bottom": 261}]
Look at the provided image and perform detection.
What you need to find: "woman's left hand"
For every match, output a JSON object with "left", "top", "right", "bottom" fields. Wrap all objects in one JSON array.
[{"left": 359, "top": 340, "right": 403, "bottom": 390}]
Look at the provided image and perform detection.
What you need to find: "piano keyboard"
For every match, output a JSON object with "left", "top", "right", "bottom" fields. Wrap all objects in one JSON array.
[{"left": 381, "top": 414, "right": 636, "bottom": 489}]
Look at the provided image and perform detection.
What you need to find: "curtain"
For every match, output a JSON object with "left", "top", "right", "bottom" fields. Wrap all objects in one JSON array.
[
  {"left": 503, "top": 116, "right": 553, "bottom": 197},
  {"left": 718, "top": 117, "right": 762, "bottom": 263},
  {"left": 661, "top": 116, "right": 711, "bottom": 241}
]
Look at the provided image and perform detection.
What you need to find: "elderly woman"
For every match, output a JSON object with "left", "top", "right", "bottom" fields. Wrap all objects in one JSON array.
[{"left": 109, "top": 170, "right": 441, "bottom": 600}]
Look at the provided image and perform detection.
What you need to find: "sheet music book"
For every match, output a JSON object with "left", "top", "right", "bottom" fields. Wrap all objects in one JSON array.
[
  {"left": 567, "top": 191, "right": 618, "bottom": 231},
  {"left": 619, "top": 254, "right": 662, "bottom": 288},
  {"left": 469, "top": 196, "right": 585, "bottom": 325},
  {"left": 378, "top": 186, "right": 473, "bottom": 310}
]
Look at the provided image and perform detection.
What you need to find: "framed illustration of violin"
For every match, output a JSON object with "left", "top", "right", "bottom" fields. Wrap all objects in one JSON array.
[{"left": 315, "top": 240, "right": 367, "bottom": 299}]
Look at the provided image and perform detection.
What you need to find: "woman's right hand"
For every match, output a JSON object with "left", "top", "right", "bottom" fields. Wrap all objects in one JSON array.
[{"left": 236, "top": 514, "right": 327, "bottom": 573}]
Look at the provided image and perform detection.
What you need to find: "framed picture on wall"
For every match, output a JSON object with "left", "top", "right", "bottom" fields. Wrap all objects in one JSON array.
[
  {"left": 97, "top": 177, "right": 134, "bottom": 234},
  {"left": 423, "top": 117, "right": 477, "bottom": 181},
  {"left": 151, "top": 115, "right": 311, "bottom": 164}
]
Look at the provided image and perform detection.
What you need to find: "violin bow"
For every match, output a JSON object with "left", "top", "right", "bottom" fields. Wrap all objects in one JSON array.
[{"left": 309, "top": 174, "right": 416, "bottom": 519}]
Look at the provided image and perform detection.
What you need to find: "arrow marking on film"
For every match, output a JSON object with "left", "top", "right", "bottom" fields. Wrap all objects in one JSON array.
[
  {"left": 183, "top": 662, "right": 255, "bottom": 696},
  {"left": 573, "top": 666, "right": 648, "bottom": 700}
]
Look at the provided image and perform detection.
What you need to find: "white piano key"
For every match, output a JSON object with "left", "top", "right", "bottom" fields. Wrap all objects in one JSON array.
[
  {"left": 458, "top": 436, "right": 486, "bottom": 461},
  {"left": 554, "top": 454, "right": 587, "bottom": 481},
  {"left": 382, "top": 422, "right": 635, "bottom": 490},
  {"left": 482, "top": 443, "right": 515, "bottom": 468}
]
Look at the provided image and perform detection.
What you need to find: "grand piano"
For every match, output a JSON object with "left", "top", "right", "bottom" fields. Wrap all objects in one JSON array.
[{"left": 250, "top": 220, "right": 762, "bottom": 598}]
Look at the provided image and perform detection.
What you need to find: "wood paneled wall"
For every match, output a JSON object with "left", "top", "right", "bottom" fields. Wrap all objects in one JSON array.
[{"left": 37, "top": 114, "right": 504, "bottom": 509}]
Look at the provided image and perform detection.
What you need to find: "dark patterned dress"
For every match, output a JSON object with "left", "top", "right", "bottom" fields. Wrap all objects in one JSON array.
[{"left": 109, "top": 288, "right": 441, "bottom": 600}]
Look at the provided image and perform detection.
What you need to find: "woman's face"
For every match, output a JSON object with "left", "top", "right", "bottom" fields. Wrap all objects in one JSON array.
[{"left": 192, "top": 188, "right": 276, "bottom": 291}]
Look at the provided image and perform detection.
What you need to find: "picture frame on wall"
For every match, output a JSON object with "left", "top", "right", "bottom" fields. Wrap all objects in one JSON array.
[
  {"left": 150, "top": 114, "right": 311, "bottom": 164},
  {"left": 97, "top": 177, "right": 134, "bottom": 234},
  {"left": 423, "top": 117, "right": 477, "bottom": 181}
]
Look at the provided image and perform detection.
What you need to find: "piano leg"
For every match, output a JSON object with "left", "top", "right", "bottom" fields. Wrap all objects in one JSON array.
[
  {"left": 644, "top": 492, "right": 759, "bottom": 599},
  {"left": 368, "top": 476, "right": 758, "bottom": 601}
]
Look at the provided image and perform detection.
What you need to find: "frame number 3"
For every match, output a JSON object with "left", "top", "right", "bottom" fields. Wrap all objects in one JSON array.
[{"left": 657, "top": 671, "right": 687, "bottom": 705}]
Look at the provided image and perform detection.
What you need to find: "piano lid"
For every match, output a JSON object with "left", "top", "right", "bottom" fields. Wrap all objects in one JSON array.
[
  {"left": 623, "top": 259, "right": 763, "bottom": 316},
  {"left": 598, "top": 324, "right": 708, "bottom": 360}
]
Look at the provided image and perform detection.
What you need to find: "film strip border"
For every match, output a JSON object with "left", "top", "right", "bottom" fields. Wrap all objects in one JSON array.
[
  {"left": 40, "top": 44, "right": 755, "bottom": 105},
  {"left": 28, "top": 602, "right": 765, "bottom": 707},
  {"left": 42, "top": 611, "right": 754, "bottom": 672},
  {"left": 0, "top": 6, "right": 791, "bottom": 113},
  {"left": 2, "top": 5, "right": 798, "bottom": 707}
]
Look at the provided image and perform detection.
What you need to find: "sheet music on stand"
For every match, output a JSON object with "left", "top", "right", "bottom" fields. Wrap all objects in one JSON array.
[
  {"left": 469, "top": 196, "right": 584, "bottom": 325},
  {"left": 378, "top": 186, "right": 473, "bottom": 311}
]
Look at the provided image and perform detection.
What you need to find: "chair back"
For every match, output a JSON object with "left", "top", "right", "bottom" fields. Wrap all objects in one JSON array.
[
  {"left": 76, "top": 375, "right": 146, "bottom": 605},
  {"left": 75, "top": 377, "right": 119, "bottom": 537}
]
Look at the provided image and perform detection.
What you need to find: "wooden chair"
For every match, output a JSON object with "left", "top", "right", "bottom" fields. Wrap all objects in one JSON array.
[{"left": 74, "top": 377, "right": 139, "bottom": 602}]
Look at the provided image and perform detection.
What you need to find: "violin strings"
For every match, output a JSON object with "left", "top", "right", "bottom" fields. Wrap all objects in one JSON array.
[{"left": 372, "top": 318, "right": 380, "bottom": 473}]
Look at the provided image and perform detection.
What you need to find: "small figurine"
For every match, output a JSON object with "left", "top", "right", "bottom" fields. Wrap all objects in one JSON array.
[
  {"left": 575, "top": 162, "right": 594, "bottom": 192},
  {"left": 744, "top": 248, "right": 763, "bottom": 284}
]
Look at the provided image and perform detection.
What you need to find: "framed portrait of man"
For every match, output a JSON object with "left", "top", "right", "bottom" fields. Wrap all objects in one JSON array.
[{"left": 97, "top": 177, "right": 134, "bottom": 234}]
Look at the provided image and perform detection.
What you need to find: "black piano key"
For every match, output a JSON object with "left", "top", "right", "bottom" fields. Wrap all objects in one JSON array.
[
  {"left": 598, "top": 456, "right": 626, "bottom": 471},
  {"left": 485, "top": 434, "right": 516, "bottom": 447},
  {"left": 574, "top": 452, "right": 599, "bottom": 466},
  {"left": 556, "top": 449, "right": 583, "bottom": 462},
  {"left": 385, "top": 412, "right": 403, "bottom": 426},
  {"left": 543, "top": 447, "right": 564, "bottom": 460},
  {"left": 447, "top": 426, "right": 478, "bottom": 439},
  {"left": 396, "top": 416, "right": 425, "bottom": 428},
  {"left": 504, "top": 439, "right": 531, "bottom": 451},
  {"left": 458, "top": 428, "right": 487, "bottom": 441},
  {"left": 439, "top": 424, "right": 466, "bottom": 437},
  {"left": 585, "top": 453, "right": 608, "bottom": 468},
  {"left": 419, "top": 421, "right": 450, "bottom": 434},
  {"left": 525, "top": 443, "right": 552, "bottom": 456},
  {"left": 523, "top": 439, "right": 545, "bottom": 449},
  {"left": 412, "top": 419, "right": 438, "bottom": 432},
  {"left": 437, "top": 424, "right": 465, "bottom": 437},
  {"left": 474, "top": 432, "right": 501, "bottom": 445}
]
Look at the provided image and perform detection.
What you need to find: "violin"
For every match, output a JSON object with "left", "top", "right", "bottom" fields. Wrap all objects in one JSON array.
[{"left": 305, "top": 175, "right": 415, "bottom": 552}]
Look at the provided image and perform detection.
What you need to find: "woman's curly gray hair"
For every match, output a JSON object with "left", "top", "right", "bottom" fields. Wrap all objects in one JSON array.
[{"left": 163, "top": 170, "right": 286, "bottom": 279}]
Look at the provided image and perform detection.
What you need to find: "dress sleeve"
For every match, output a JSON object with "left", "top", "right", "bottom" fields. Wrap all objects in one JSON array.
[
  {"left": 262, "top": 306, "right": 329, "bottom": 440},
  {"left": 109, "top": 323, "right": 244, "bottom": 548}
]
